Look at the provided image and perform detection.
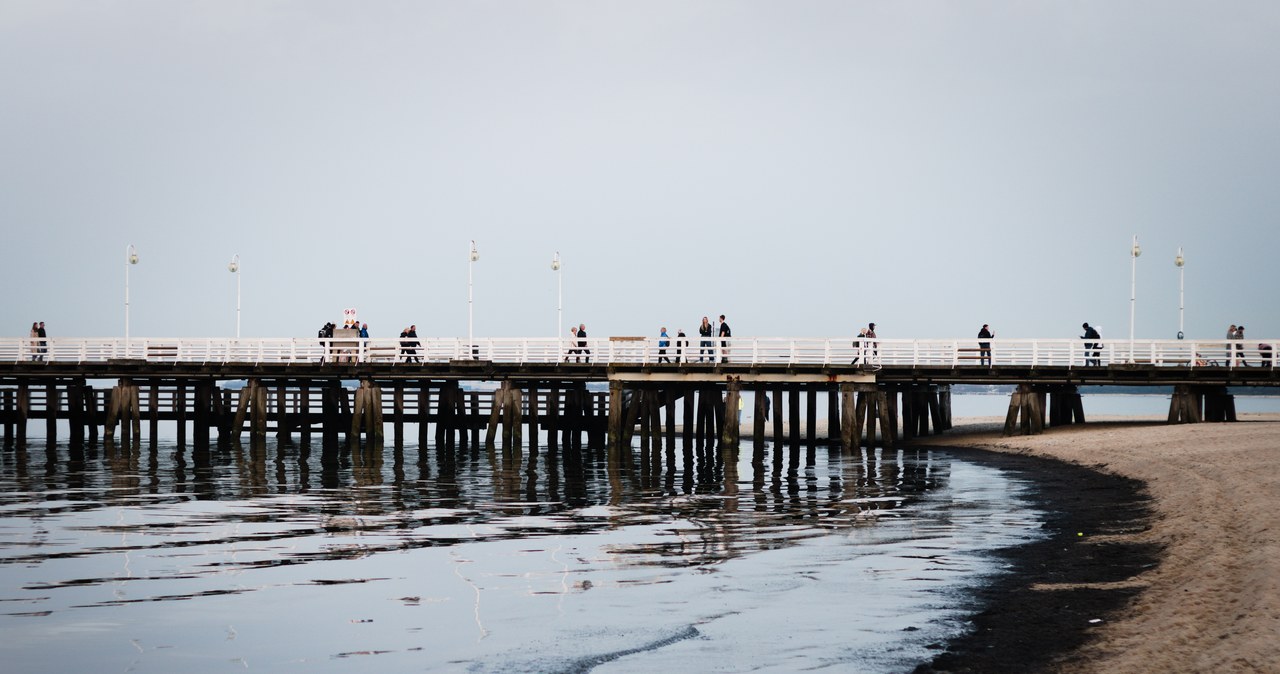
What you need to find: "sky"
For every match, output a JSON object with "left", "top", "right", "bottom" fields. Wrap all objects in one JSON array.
[{"left": 2, "top": 1, "right": 1277, "bottom": 343}]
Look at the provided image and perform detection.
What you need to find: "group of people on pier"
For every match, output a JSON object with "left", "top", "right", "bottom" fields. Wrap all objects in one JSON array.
[
  {"left": 291, "top": 314, "right": 1270, "bottom": 368},
  {"left": 652, "top": 315, "right": 732, "bottom": 364}
]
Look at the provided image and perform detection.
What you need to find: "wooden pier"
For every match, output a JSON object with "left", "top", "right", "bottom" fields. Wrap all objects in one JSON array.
[{"left": 2, "top": 350, "right": 1275, "bottom": 449}]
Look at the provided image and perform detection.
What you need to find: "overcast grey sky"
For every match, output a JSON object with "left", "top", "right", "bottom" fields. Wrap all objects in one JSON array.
[{"left": 3, "top": 1, "right": 1277, "bottom": 342}]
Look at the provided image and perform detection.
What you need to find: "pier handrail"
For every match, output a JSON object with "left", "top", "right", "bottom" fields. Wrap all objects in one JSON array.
[{"left": 0, "top": 337, "right": 1275, "bottom": 369}]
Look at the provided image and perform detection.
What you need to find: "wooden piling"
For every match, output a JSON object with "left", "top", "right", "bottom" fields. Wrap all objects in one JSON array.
[
  {"left": 44, "top": 381, "right": 59, "bottom": 442},
  {"left": 722, "top": 377, "right": 741, "bottom": 447},
  {"left": 147, "top": 382, "right": 159, "bottom": 441},
  {"left": 486, "top": 382, "right": 506, "bottom": 447},
  {"left": 753, "top": 388, "right": 766, "bottom": 447},
  {"left": 174, "top": 381, "right": 186, "bottom": 445},
  {"left": 805, "top": 388, "right": 816, "bottom": 446},
  {"left": 788, "top": 389, "right": 800, "bottom": 445},
  {"left": 839, "top": 384, "right": 856, "bottom": 449}
]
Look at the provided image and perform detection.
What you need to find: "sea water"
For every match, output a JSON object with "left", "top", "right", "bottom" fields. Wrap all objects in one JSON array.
[{"left": 0, "top": 434, "right": 1044, "bottom": 673}]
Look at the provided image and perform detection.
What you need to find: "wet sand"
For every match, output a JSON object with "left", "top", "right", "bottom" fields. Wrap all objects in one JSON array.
[{"left": 913, "top": 414, "right": 1280, "bottom": 673}]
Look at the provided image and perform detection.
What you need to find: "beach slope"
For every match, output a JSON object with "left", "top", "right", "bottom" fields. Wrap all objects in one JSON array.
[{"left": 918, "top": 416, "right": 1280, "bottom": 673}]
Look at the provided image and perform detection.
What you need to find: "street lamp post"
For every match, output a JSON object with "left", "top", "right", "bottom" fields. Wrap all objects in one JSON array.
[
  {"left": 468, "top": 240, "right": 479, "bottom": 356},
  {"left": 1129, "top": 235, "right": 1141, "bottom": 361},
  {"left": 1172, "top": 248, "right": 1182, "bottom": 340},
  {"left": 125, "top": 244, "right": 139, "bottom": 357},
  {"left": 551, "top": 252, "right": 562, "bottom": 344},
  {"left": 228, "top": 254, "right": 241, "bottom": 339}
]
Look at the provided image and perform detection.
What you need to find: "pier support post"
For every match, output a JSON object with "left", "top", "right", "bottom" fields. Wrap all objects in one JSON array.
[
  {"left": 17, "top": 382, "right": 29, "bottom": 445},
  {"left": 722, "top": 377, "right": 741, "bottom": 448},
  {"left": 45, "top": 381, "right": 59, "bottom": 442},
  {"left": 1003, "top": 384, "right": 1045, "bottom": 436},
  {"left": 3, "top": 389, "right": 13, "bottom": 446},
  {"left": 607, "top": 381, "right": 623, "bottom": 450},
  {"left": 839, "top": 384, "right": 856, "bottom": 449}
]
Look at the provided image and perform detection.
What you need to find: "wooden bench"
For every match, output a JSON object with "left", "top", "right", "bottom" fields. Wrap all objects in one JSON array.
[
  {"left": 366, "top": 345, "right": 400, "bottom": 363},
  {"left": 145, "top": 345, "right": 180, "bottom": 360}
]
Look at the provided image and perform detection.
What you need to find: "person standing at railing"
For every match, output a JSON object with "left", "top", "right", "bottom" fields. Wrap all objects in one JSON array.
[
  {"left": 852, "top": 327, "right": 867, "bottom": 364},
  {"left": 1082, "top": 322, "right": 1101, "bottom": 366},
  {"left": 37, "top": 322, "right": 47, "bottom": 360},
  {"left": 698, "top": 317, "right": 713, "bottom": 362},
  {"left": 28, "top": 322, "right": 40, "bottom": 361},
  {"left": 718, "top": 314, "right": 732, "bottom": 363},
  {"left": 318, "top": 322, "right": 335, "bottom": 363},
  {"left": 977, "top": 324, "right": 994, "bottom": 366},
  {"left": 658, "top": 327, "right": 671, "bottom": 363}
]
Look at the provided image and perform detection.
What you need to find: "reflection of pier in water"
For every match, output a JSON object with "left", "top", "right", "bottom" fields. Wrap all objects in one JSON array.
[{"left": 0, "top": 432, "right": 949, "bottom": 573}]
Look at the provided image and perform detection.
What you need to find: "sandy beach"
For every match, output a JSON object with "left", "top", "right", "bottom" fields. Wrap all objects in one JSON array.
[{"left": 914, "top": 414, "right": 1280, "bottom": 673}]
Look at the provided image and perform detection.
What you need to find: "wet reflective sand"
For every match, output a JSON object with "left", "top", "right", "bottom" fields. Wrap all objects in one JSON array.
[{"left": 0, "top": 436, "right": 1044, "bottom": 672}]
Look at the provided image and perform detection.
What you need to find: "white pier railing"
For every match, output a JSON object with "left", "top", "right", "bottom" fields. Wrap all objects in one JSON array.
[{"left": 0, "top": 337, "right": 1275, "bottom": 369}]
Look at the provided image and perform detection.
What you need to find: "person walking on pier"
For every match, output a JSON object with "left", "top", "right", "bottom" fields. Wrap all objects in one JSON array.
[
  {"left": 865, "top": 323, "right": 878, "bottom": 359},
  {"left": 658, "top": 327, "right": 671, "bottom": 363},
  {"left": 1226, "top": 325, "right": 1238, "bottom": 367},
  {"left": 400, "top": 325, "right": 421, "bottom": 363},
  {"left": 576, "top": 324, "right": 590, "bottom": 363},
  {"left": 698, "top": 317, "right": 713, "bottom": 362},
  {"left": 1236, "top": 325, "right": 1249, "bottom": 366},
  {"left": 28, "top": 322, "right": 40, "bottom": 361},
  {"left": 676, "top": 328, "right": 686, "bottom": 363},
  {"left": 359, "top": 323, "right": 369, "bottom": 339},
  {"left": 977, "top": 324, "right": 994, "bottom": 366},
  {"left": 1082, "top": 322, "right": 1102, "bottom": 366},
  {"left": 37, "top": 322, "right": 47, "bottom": 360},
  {"left": 718, "top": 315, "right": 732, "bottom": 363}
]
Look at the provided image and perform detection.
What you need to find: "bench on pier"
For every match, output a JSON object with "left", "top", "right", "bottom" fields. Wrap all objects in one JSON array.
[
  {"left": 957, "top": 347, "right": 992, "bottom": 362},
  {"left": 145, "top": 344, "right": 181, "bottom": 361},
  {"left": 366, "top": 345, "right": 400, "bottom": 363},
  {"left": 609, "top": 336, "right": 647, "bottom": 361}
]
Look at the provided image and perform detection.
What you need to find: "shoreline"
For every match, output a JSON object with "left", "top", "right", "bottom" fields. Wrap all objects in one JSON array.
[{"left": 911, "top": 414, "right": 1280, "bottom": 673}]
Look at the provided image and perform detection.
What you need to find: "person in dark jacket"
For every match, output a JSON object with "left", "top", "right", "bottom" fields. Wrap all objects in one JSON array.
[
  {"left": 977, "top": 324, "right": 994, "bottom": 366},
  {"left": 698, "top": 317, "right": 713, "bottom": 362},
  {"left": 1082, "top": 322, "right": 1101, "bottom": 366},
  {"left": 576, "top": 324, "right": 590, "bottom": 363},
  {"left": 718, "top": 315, "right": 731, "bottom": 363}
]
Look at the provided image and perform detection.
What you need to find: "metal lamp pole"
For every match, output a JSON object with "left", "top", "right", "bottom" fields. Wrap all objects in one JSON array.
[
  {"left": 551, "top": 251, "right": 562, "bottom": 345},
  {"left": 228, "top": 254, "right": 241, "bottom": 339},
  {"left": 468, "top": 240, "right": 479, "bottom": 353},
  {"left": 1129, "top": 235, "right": 1141, "bottom": 361},
  {"left": 1174, "top": 247, "right": 1185, "bottom": 340},
  {"left": 125, "top": 244, "right": 139, "bottom": 357}
]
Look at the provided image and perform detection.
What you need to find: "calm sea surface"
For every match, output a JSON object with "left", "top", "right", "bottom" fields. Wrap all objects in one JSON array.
[{"left": 0, "top": 421, "right": 1047, "bottom": 673}]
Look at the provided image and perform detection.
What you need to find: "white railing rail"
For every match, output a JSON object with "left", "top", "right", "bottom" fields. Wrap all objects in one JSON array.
[{"left": 0, "top": 337, "right": 1275, "bottom": 369}]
